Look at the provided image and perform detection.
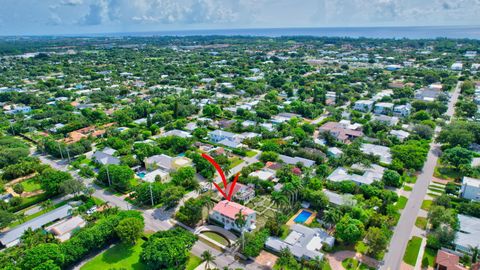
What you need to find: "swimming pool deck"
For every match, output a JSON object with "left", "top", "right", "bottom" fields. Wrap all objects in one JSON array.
[{"left": 286, "top": 209, "right": 316, "bottom": 226}]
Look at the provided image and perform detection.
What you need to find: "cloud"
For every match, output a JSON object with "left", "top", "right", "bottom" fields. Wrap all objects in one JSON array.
[{"left": 80, "top": 1, "right": 107, "bottom": 25}]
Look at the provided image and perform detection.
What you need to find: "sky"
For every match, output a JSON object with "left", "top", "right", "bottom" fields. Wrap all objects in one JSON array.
[{"left": 1, "top": 0, "right": 479, "bottom": 35}]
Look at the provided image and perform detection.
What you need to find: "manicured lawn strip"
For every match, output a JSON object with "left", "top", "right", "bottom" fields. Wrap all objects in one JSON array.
[
  {"left": 403, "top": 185, "right": 413, "bottom": 191},
  {"left": 421, "top": 200, "right": 433, "bottom": 211},
  {"left": 422, "top": 247, "right": 437, "bottom": 268},
  {"left": 21, "top": 178, "right": 42, "bottom": 192},
  {"left": 229, "top": 157, "right": 243, "bottom": 169},
  {"left": 415, "top": 217, "right": 427, "bottom": 230},
  {"left": 403, "top": 236, "right": 422, "bottom": 266},
  {"left": 81, "top": 239, "right": 147, "bottom": 270},
  {"left": 202, "top": 231, "right": 229, "bottom": 246},
  {"left": 396, "top": 196, "right": 408, "bottom": 210},
  {"left": 246, "top": 150, "right": 257, "bottom": 157},
  {"left": 185, "top": 254, "right": 202, "bottom": 270},
  {"left": 427, "top": 187, "right": 444, "bottom": 193}
]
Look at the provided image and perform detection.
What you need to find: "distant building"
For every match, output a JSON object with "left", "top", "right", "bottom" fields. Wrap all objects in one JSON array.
[
  {"left": 415, "top": 88, "right": 444, "bottom": 102},
  {"left": 47, "top": 216, "right": 86, "bottom": 242},
  {"left": 353, "top": 100, "right": 374, "bottom": 112},
  {"left": 451, "top": 62, "right": 463, "bottom": 71},
  {"left": 249, "top": 170, "right": 275, "bottom": 181},
  {"left": 460, "top": 177, "right": 480, "bottom": 201},
  {"left": 319, "top": 122, "right": 363, "bottom": 144},
  {"left": 361, "top": 143, "right": 392, "bottom": 164},
  {"left": 374, "top": 102, "right": 394, "bottom": 115},
  {"left": 210, "top": 200, "right": 256, "bottom": 232},
  {"left": 327, "top": 164, "right": 385, "bottom": 186},
  {"left": 372, "top": 115, "right": 399, "bottom": 126},
  {"left": 160, "top": 129, "right": 192, "bottom": 138},
  {"left": 265, "top": 224, "right": 334, "bottom": 261},
  {"left": 278, "top": 154, "right": 315, "bottom": 167},
  {"left": 323, "top": 190, "right": 356, "bottom": 206},
  {"left": 271, "top": 112, "right": 302, "bottom": 124},
  {"left": 144, "top": 154, "right": 192, "bottom": 172},
  {"left": 454, "top": 214, "right": 480, "bottom": 254},
  {"left": 390, "top": 130, "right": 410, "bottom": 141},
  {"left": 225, "top": 183, "right": 255, "bottom": 203},
  {"left": 4, "top": 105, "right": 31, "bottom": 115},
  {"left": 92, "top": 147, "right": 120, "bottom": 165},
  {"left": 393, "top": 104, "right": 412, "bottom": 117}
]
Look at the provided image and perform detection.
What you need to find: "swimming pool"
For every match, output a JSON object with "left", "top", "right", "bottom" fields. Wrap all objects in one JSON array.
[
  {"left": 136, "top": 172, "right": 146, "bottom": 178},
  {"left": 293, "top": 210, "right": 312, "bottom": 223}
]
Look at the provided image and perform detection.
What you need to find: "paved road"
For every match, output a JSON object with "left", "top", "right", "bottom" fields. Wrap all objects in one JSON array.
[{"left": 381, "top": 81, "right": 462, "bottom": 270}]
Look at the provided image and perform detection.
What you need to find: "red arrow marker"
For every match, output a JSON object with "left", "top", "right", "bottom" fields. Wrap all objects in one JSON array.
[{"left": 202, "top": 153, "right": 240, "bottom": 201}]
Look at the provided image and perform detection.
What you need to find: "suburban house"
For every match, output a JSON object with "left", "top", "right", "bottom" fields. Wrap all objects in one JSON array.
[
  {"left": 225, "top": 183, "right": 255, "bottom": 203},
  {"left": 160, "top": 129, "right": 192, "bottom": 138},
  {"left": 414, "top": 87, "right": 443, "bottom": 102},
  {"left": 372, "top": 115, "right": 399, "bottom": 126},
  {"left": 434, "top": 250, "right": 467, "bottom": 270},
  {"left": 454, "top": 214, "right": 480, "bottom": 254},
  {"left": 3, "top": 105, "right": 31, "bottom": 115},
  {"left": 360, "top": 143, "right": 392, "bottom": 164},
  {"left": 451, "top": 62, "right": 463, "bottom": 71},
  {"left": 327, "top": 164, "right": 385, "bottom": 185},
  {"left": 460, "top": 177, "right": 480, "bottom": 201},
  {"left": 353, "top": 100, "right": 374, "bottom": 112},
  {"left": 323, "top": 190, "right": 356, "bottom": 206},
  {"left": 319, "top": 122, "right": 364, "bottom": 144},
  {"left": 271, "top": 112, "right": 302, "bottom": 124},
  {"left": 210, "top": 200, "right": 256, "bottom": 232},
  {"left": 142, "top": 169, "right": 170, "bottom": 183},
  {"left": 374, "top": 102, "right": 394, "bottom": 115},
  {"left": 0, "top": 205, "right": 72, "bottom": 248},
  {"left": 92, "top": 147, "right": 120, "bottom": 166},
  {"left": 265, "top": 224, "right": 334, "bottom": 260},
  {"left": 144, "top": 154, "right": 192, "bottom": 172},
  {"left": 209, "top": 130, "right": 243, "bottom": 148},
  {"left": 390, "top": 130, "right": 410, "bottom": 141},
  {"left": 47, "top": 216, "right": 86, "bottom": 242},
  {"left": 278, "top": 154, "right": 315, "bottom": 167},
  {"left": 393, "top": 104, "right": 412, "bottom": 117},
  {"left": 249, "top": 170, "right": 276, "bottom": 181},
  {"left": 327, "top": 147, "right": 343, "bottom": 158}
]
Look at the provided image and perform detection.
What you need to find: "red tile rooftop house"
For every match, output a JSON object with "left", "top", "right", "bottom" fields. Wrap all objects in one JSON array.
[
  {"left": 210, "top": 200, "right": 256, "bottom": 232},
  {"left": 319, "top": 122, "right": 363, "bottom": 144},
  {"left": 435, "top": 250, "right": 467, "bottom": 270}
]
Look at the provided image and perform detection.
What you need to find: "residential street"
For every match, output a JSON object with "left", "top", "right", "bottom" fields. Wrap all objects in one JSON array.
[{"left": 380, "top": 81, "right": 462, "bottom": 270}]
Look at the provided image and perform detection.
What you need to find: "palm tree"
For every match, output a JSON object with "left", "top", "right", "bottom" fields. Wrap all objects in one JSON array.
[
  {"left": 16, "top": 213, "right": 26, "bottom": 224},
  {"left": 234, "top": 210, "right": 247, "bottom": 251},
  {"left": 470, "top": 245, "right": 479, "bottom": 263},
  {"left": 201, "top": 250, "right": 215, "bottom": 270},
  {"left": 271, "top": 191, "right": 288, "bottom": 211},
  {"left": 41, "top": 199, "right": 53, "bottom": 212},
  {"left": 323, "top": 208, "right": 341, "bottom": 229}
]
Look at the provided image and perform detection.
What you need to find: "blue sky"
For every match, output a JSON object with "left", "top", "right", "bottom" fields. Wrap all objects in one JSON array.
[{"left": 1, "top": 0, "right": 479, "bottom": 35}]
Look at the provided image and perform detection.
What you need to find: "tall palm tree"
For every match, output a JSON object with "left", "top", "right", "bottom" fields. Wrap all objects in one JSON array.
[
  {"left": 41, "top": 199, "right": 53, "bottom": 212},
  {"left": 271, "top": 191, "right": 288, "bottom": 211},
  {"left": 470, "top": 245, "right": 479, "bottom": 263},
  {"left": 201, "top": 250, "right": 215, "bottom": 270},
  {"left": 323, "top": 208, "right": 341, "bottom": 229},
  {"left": 234, "top": 210, "right": 247, "bottom": 251}
]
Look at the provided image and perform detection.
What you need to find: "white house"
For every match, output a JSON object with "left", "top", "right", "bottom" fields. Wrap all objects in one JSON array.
[
  {"left": 454, "top": 214, "right": 480, "bottom": 254},
  {"left": 374, "top": 102, "right": 394, "bottom": 115},
  {"left": 451, "top": 62, "right": 463, "bottom": 71},
  {"left": 353, "top": 100, "right": 374, "bottom": 112},
  {"left": 393, "top": 104, "right": 412, "bottom": 117},
  {"left": 361, "top": 143, "right": 392, "bottom": 164},
  {"left": 210, "top": 201, "right": 256, "bottom": 232},
  {"left": 327, "top": 164, "right": 385, "bottom": 185},
  {"left": 460, "top": 177, "right": 480, "bottom": 201}
]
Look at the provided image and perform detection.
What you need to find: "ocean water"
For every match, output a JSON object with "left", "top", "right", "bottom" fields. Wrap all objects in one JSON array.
[{"left": 120, "top": 26, "right": 480, "bottom": 40}]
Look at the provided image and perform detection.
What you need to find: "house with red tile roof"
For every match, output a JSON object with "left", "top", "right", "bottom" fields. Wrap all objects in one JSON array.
[
  {"left": 210, "top": 200, "right": 256, "bottom": 232},
  {"left": 319, "top": 121, "right": 363, "bottom": 144},
  {"left": 435, "top": 250, "right": 467, "bottom": 270}
]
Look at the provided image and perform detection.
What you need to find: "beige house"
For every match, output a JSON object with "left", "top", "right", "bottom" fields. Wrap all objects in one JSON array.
[{"left": 144, "top": 154, "right": 192, "bottom": 172}]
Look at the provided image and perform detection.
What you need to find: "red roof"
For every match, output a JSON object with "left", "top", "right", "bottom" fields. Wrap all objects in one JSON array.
[
  {"left": 212, "top": 200, "right": 255, "bottom": 219},
  {"left": 435, "top": 250, "right": 467, "bottom": 270}
]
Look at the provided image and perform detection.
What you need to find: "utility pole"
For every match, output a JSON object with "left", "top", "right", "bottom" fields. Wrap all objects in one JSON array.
[
  {"left": 149, "top": 182, "right": 154, "bottom": 206},
  {"left": 9, "top": 120, "right": 15, "bottom": 136},
  {"left": 106, "top": 165, "right": 112, "bottom": 186},
  {"left": 65, "top": 146, "right": 71, "bottom": 162}
]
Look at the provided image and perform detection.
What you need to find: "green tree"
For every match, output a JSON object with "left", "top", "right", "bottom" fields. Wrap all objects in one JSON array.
[
  {"left": 59, "top": 178, "right": 85, "bottom": 196},
  {"left": 21, "top": 243, "right": 64, "bottom": 270},
  {"left": 40, "top": 169, "right": 73, "bottom": 195},
  {"left": 0, "top": 210, "right": 15, "bottom": 229},
  {"left": 441, "top": 147, "right": 473, "bottom": 170},
  {"left": 201, "top": 250, "right": 215, "bottom": 270},
  {"left": 97, "top": 165, "right": 134, "bottom": 193},
  {"left": 382, "top": 170, "right": 402, "bottom": 187},
  {"left": 115, "top": 217, "right": 144, "bottom": 245},
  {"left": 171, "top": 167, "right": 198, "bottom": 190},
  {"left": 13, "top": 183, "right": 24, "bottom": 194},
  {"left": 259, "top": 151, "right": 279, "bottom": 163},
  {"left": 364, "top": 227, "right": 389, "bottom": 257},
  {"left": 335, "top": 215, "right": 365, "bottom": 244}
]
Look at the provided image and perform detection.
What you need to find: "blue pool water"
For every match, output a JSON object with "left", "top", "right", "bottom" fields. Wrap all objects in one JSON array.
[
  {"left": 136, "top": 172, "right": 146, "bottom": 178},
  {"left": 293, "top": 210, "right": 312, "bottom": 223}
]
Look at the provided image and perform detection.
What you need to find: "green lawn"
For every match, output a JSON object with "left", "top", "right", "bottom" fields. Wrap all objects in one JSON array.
[
  {"left": 355, "top": 241, "right": 368, "bottom": 254},
  {"left": 415, "top": 217, "right": 428, "bottom": 230},
  {"left": 246, "top": 150, "right": 257, "bottom": 157},
  {"left": 403, "top": 185, "right": 413, "bottom": 192},
  {"left": 341, "top": 258, "right": 375, "bottom": 270},
  {"left": 403, "top": 236, "right": 422, "bottom": 266},
  {"left": 421, "top": 247, "right": 437, "bottom": 268},
  {"left": 396, "top": 196, "right": 408, "bottom": 210},
  {"left": 229, "top": 157, "right": 243, "bottom": 169},
  {"left": 81, "top": 239, "right": 147, "bottom": 270},
  {"left": 21, "top": 179, "right": 42, "bottom": 192},
  {"left": 434, "top": 164, "right": 462, "bottom": 180},
  {"left": 185, "top": 254, "right": 202, "bottom": 270},
  {"left": 403, "top": 175, "right": 417, "bottom": 184},
  {"left": 201, "top": 231, "right": 229, "bottom": 246},
  {"left": 421, "top": 200, "right": 433, "bottom": 211}
]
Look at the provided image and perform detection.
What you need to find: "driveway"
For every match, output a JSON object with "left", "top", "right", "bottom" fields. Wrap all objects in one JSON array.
[{"left": 326, "top": 250, "right": 379, "bottom": 270}]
